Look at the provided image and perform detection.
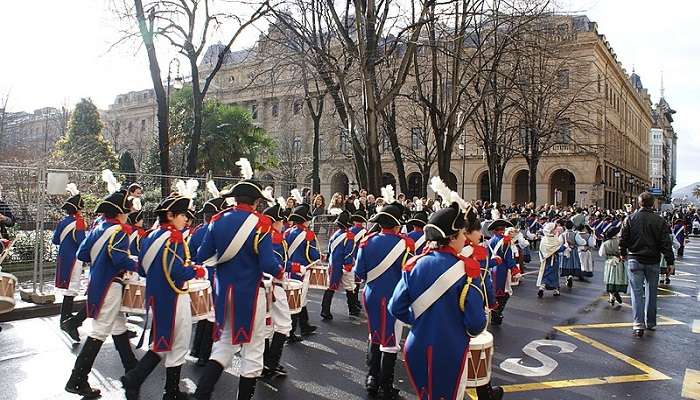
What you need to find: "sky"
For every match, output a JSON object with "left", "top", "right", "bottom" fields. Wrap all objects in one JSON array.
[{"left": 1, "top": 0, "right": 698, "bottom": 188}]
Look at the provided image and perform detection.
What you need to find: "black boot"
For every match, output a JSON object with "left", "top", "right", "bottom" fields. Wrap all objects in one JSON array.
[
  {"left": 379, "top": 352, "right": 401, "bottom": 399},
  {"left": 353, "top": 286, "right": 363, "bottom": 311},
  {"left": 264, "top": 332, "right": 288, "bottom": 377},
  {"left": 61, "top": 306, "right": 87, "bottom": 342},
  {"left": 288, "top": 314, "right": 303, "bottom": 343},
  {"left": 366, "top": 343, "right": 381, "bottom": 396},
  {"left": 476, "top": 382, "right": 504, "bottom": 400},
  {"left": 299, "top": 307, "right": 317, "bottom": 336},
  {"left": 163, "top": 365, "right": 188, "bottom": 400},
  {"left": 197, "top": 321, "right": 213, "bottom": 366},
  {"left": 60, "top": 295, "right": 75, "bottom": 324},
  {"left": 65, "top": 337, "right": 103, "bottom": 398},
  {"left": 192, "top": 360, "right": 224, "bottom": 400},
  {"left": 121, "top": 350, "right": 161, "bottom": 400},
  {"left": 113, "top": 332, "right": 138, "bottom": 373},
  {"left": 347, "top": 290, "right": 361, "bottom": 316},
  {"left": 237, "top": 376, "right": 257, "bottom": 400},
  {"left": 321, "top": 289, "right": 334, "bottom": 320},
  {"left": 191, "top": 320, "right": 205, "bottom": 358}
]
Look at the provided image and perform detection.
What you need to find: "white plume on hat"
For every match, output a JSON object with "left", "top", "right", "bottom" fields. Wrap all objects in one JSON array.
[
  {"left": 101, "top": 169, "right": 120, "bottom": 194},
  {"left": 276, "top": 196, "right": 286, "bottom": 208},
  {"left": 415, "top": 198, "right": 423, "bottom": 211},
  {"left": 131, "top": 197, "right": 142, "bottom": 211},
  {"left": 380, "top": 185, "right": 396, "bottom": 205},
  {"left": 66, "top": 183, "right": 79, "bottom": 196},
  {"left": 353, "top": 198, "right": 360, "bottom": 209},
  {"left": 263, "top": 187, "right": 274, "bottom": 205},
  {"left": 291, "top": 188, "right": 303, "bottom": 204},
  {"left": 429, "top": 177, "right": 452, "bottom": 206},
  {"left": 206, "top": 180, "right": 220, "bottom": 199},
  {"left": 235, "top": 158, "right": 254, "bottom": 180}
]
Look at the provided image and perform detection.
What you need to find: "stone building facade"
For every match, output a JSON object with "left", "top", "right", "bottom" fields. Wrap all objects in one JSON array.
[
  {"left": 101, "top": 15, "right": 655, "bottom": 208},
  {"left": 0, "top": 107, "right": 68, "bottom": 163}
]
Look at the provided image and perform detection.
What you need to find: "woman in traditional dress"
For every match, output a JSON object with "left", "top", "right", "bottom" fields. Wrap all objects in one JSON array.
[
  {"left": 559, "top": 220, "right": 582, "bottom": 288},
  {"left": 537, "top": 223, "right": 564, "bottom": 297},
  {"left": 599, "top": 226, "right": 627, "bottom": 305},
  {"left": 576, "top": 225, "right": 596, "bottom": 279}
]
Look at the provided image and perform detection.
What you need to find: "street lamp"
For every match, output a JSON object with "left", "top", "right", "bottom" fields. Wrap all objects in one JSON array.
[
  {"left": 613, "top": 169, "right": 621, "bottom": 209},
  {"left": 167, "top": 58, "right": 183, "bottom": 103},
  {"left": 459, "top": 138, "right": 467, "bottom": 199}
]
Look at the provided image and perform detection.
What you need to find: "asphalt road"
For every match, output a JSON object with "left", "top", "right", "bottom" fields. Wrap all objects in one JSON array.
[{"left": 0, "top": 239, "right": 698, "bottom": 400}]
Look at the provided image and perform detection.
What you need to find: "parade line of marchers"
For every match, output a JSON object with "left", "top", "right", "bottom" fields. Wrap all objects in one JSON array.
[{"left": 0, "top": 158, "right": 694, "bottom": 400}]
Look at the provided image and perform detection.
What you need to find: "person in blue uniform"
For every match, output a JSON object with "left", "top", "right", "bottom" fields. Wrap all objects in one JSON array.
[
  {"left": 389, "top": 198, "right": 504, "bottom": 400},
  {"left": 191, "top": 160, "right": 286, "bottom": 400},
  {"left": 284, "top": 200, "right": 320, "bottom": 342},
  {"left": 355, "top": 186, "right": 413, "bottom": 399},
  {"left": 406, "top": 210, "right": 428, "bottom": 255},
  {"left": 321, "top": 210, "right": 359, "bottom": 320},
  {"left": 121, "top": 189, "right": 206, "bottom": 400},
  {"left": 64, "top": 186, "right": 138, "bottom": 399},
  {"left": 672, "top": 219, "right": 686, "bottom": 258},
  {"left": 487, "top": 219, "right": 516, "bottom": 326},
  {"left": 53, "top": 184, "right": 87, "bottom": 334},
  {"left": 127, "top": 204, "right": 147, "bottom": 256},
  {"left": 189, "top": 187, "right": 228, "bottom": 367},
  {"left": 261, "top": 198, "right": 293, "bottom": 378},
  {"left": 348, "top": 210, "right": 368, "bottom": 312},
  {"left": 537, "top": 222, "right": 564, "bottom": 298}
]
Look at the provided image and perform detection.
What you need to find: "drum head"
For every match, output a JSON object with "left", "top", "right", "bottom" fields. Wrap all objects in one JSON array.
[
  {"left": 188, "top": 280, "right": 211, "bottom": 291},
  {"left": 284, "top": 279, "right": 303, "bottom": 290},
  {"left": 469, "top": 331, "right": 493, "bottom": 348}
]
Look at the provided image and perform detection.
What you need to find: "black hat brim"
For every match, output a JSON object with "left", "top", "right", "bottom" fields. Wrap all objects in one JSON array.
[{"left": 487, "top": 219, "right": 514, "bottom": 231}]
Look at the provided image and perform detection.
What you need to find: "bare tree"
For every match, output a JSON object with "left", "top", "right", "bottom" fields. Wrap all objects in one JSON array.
[
  {"left": 510, "top": 15, "right": 600, "bottom": 203},
  {"left": 398, "top": 100, "right": 436, "bottom": 196}
]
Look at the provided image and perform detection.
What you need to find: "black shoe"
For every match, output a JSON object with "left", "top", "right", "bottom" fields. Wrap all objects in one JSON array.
[
  {"left": 273, "top": 365, "right": 288, "bottom": 376},
  {"left": 287, "top": 333, "right": 303, "bottom": 343},
  {"left": 346, "top": 290, "right": 361, "bottom": 316},
  {"left": 633, "top": 329, "right": 644, "bottom": 337},
  {"left": 65, "top": 337, "right": 103, "bottom": 398},
  {"left": 299, "top": 307, "right": 317, "bottom": 336},
  {"left": 264, "top": 332, "right": 287, "bottom": 373},
  {"left": 60, "top": 296, "right": 75, "bottom": 324},
  {"left": 365, "top": 375, "right": 379, "bottom": 397},
  {"left": 113, "top": 332, "right": 138, "bottom": 373},
  {"left": 490, "top": 385, "right": 504, "bottom": 400},
  {"left": 647, "top": 325, "right": 656, "bottom": 331},
  {"left": 614, "top": 292, "right": 623, "bottom": 304},
  {"left": 366, "top": 342, "right": 381, "bottom": 396},
  {"left": 121, "top": 350, "right": 161, "bottom": 400},
  {"left": 321, "top": 289, "right": 334, "bottom": 321},
  {"left": 163, "top": 365, "right": 188, "bottom": 400},
  {"left": 192, "top": 360, "right": 224, "bottom": 400},
  {"left": 665, "top": 277, "right": 671, "bottom": 284},
  {"left": 379, "top": 352, "right": 400, "bottom": 400},
  {"left": 537, "top": 289, "right": 543, "bottom": 298},
  {"left": 197, "top": 321, "right": 213, "bottom": 365},
  {"left": 61, "top": 307, "right": 87, "bottom": 343},
  {"left": 566, "top": 276, "right": 573, "bottom": 288},
  {"left": 236, "top": 376, "right": 257, "bottom": 400},
  {"left": 127, "top": 329, "right": 138, "bottom": 339}
]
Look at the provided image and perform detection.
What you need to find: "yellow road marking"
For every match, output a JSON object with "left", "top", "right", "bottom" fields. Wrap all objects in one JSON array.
[
  {"left": 682, "top": 369, "right": 700, "bottom": 399},
  {"left": 658, "top": 287, "right": 691, "bottom": 297}
]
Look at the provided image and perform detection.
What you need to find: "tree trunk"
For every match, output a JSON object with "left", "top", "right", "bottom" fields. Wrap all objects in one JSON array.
[
  {"left": 186, "top": 61, "right": 203, "bottom": 175},
  {"left": 384, "top": 101, "right": 408, "bottom": 194},
  {"left": 365, "top": 107, "right": 383, "bottom": 194},
  {"left": 527, "top": 156, "right": 540, "bottom": 204},
  {"left": 311, "top": 110, "right": 321, "bottom": 194},
  {"left": 134, "top": 0, "right": 169, "bottom": 197}
]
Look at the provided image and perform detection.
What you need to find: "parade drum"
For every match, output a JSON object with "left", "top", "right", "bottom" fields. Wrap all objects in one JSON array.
[
  {"left": 465, "top": 331, "right": 494, "bottom": 388},
  {"left": 188, "top": 280, "right": 213, "bottom": 322},
  {"left": 308, "top": 265, "right": 329, "bottom": 290},
  {"left": 0, "top": 272, "right": 17, "bottom": 314},
  {"left": 121, "top": 280, "right": 146, "bottom": 315},
  {"left": 283, "top": 279, "right": 303, "bottom": 314}
]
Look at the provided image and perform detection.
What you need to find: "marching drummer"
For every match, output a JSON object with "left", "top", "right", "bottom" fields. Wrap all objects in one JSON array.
[
  {"left": 388, "top": 177, "right": 503, "bottom": 400},
  {"left": 121, "top": 184, "right": 207, "bottom": 400},
  {"left": 487, "top": 219, "right": 517, "bottom": 326},
  {"left": 53, "top": 183, "right": 87, "bottom": 337},
  {"left": 126, "top": 200, "right": 147, "bottom": 256},
  {"left": 189, "top": 181, "right": 229, "bottom": 367},
  {"left": 64, "top": 171, "right": 138, "bottom": 399},
  {"left": 405, "top": 206, "right": 428, "bottom": 255},
  {"left": 348, "top": 210, "right": 368, "bottom": 312},
  {"left": 190, "top": 158, "right": 285, "bottom": 400},
  {"left": 284, "top": 188, "right": 320, "bottom": 342},
  {"left": 261, "top": 197, "right": 293, "bottom": 378},
  {"left": 354, "top": 185, "right": 413, "bottom": 399},
  {"left": 321, "top": 210, "right": 360, "bottom": 321}
]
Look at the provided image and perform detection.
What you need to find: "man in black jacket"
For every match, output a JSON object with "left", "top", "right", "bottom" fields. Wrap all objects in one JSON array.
[{"left": 619, "top": 192, "right": 674, "bottom": 337}]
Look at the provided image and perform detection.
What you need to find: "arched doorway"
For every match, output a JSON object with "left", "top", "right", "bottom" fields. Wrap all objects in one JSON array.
[
  {"left": 407, "top": 172, "right": 423, "bottom": 198},
  {"left": 382, "top": 173, "right": 397, "bottom": 188},
  {"left": 513, "top": 170, "right": 529, "bottom": 205},
  {"left": 550, "top": 169, "right": 576, "bottom": 206},
  {"left": 446, "top": 173, "right": 458, "bottom": 191},
  {"left": 331, "top": 172, "right": 349, "bottom": 196},
  {"left": 478, "top": 171, "right": 491, "bottom": 201}
]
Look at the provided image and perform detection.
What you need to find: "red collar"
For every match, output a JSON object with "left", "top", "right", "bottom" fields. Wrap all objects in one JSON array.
[
  {"left": 381, "top": 227, "right": 400, "bottom": 236},
  {"left": 74, "top": 212, "right": 86, "bottom": 231},
  {"left": 160, "top": 224, "right": 184, "bottom": 243},
  {"left": 235, "top": 203, "right": 255, "bottom": 213},
  {"left": 271, "top": 228, "right": 283, "bottom": 244},
  {"left": 105, "top": 218, "right": 133, "bottom": 236},
  {"left": 295, "top": 223, "right": 307, "bottom": 231},
  {"left": 412, "top": 226, "right": 423, "bottom": 232},
  {"left": 433, "top": 246, "right": 481, "bottom": 277}
]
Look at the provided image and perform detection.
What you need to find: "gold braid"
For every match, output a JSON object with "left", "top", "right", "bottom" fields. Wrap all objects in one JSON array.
[
  {"left": 459, "top": 277, "right": 473, "bottom": 312},
  {"left": 161, "top": 239, "right": 190, "bottom": 295},
  {"left": 108, "top": 228, "right": 131, "bottom": 257}
]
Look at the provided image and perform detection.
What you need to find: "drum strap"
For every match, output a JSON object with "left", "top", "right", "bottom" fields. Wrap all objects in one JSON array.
[
  {"left": 60, "top": 221, "right": 76, "bottom": 243},
  {"left": 414, "top": 235, "right": 426, "bottom": 252},
  {"left": 129, "top": 231, "right": 139, "bottom": 244},
  {"left": 218, "top": 214, "right": 259, "bottom": 264},
  {"left": 141, "top": 231, "right": 171, "bottom": 274},
  {"left": 366, "top": 240, "right": 406, "bottom": 283},
  {"left": 411, "top": 260, "right": 464, "bottom": 319},
  {"left": 90, "top": 225, "right": 121, "bottom": 262},
  {"left": 286, "top": 230, "right": 307, "bottom": 258},
  {"left": 329, "top": 232, "right": 346, "bottom": 254},
  {"left": 354, "top": 229, "right": 367, "bottom": 242}
]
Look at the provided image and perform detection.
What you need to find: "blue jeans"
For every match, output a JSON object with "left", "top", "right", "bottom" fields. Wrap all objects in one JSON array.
[{"left": 627, "top": 259, "right": 660, "bottom": 330}]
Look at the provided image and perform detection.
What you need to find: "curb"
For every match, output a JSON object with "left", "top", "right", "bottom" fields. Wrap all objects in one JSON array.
[{"left": 0, "top": 299, "right": 86, "bottom": 323}]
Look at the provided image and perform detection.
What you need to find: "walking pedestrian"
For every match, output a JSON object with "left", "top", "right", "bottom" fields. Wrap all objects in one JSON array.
[{"left": 619, "top": 192, "right": 675, "bottom": 338}]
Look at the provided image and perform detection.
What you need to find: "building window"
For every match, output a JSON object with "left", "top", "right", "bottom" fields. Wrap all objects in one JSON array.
[
  {"left": 597, "top": 74, "right": 601, "bottom": 92},
  {"left": 411, "top": 127, "right": 423, "bottom": 149},
  {"left": 557, "top": 119, "right": 571, "bottom": 143},
  {"left": 251, "top": 104, "right": 258, "bottom": 120},
  {"left": 293, "top": 100, "right": 302, "bottom": 115},
  {"left": 292, "top": 136, "right": 301, "bottom": 152},
  {"left": 558, "top": 69, "right": 569, "bottom": 89},
  {"left": 140, "top": 119, "right": 146, "bottom": 131},
  {"left": 228, "top": 75, "right": 235, "bottom": 85},
  {"left": 128, "top": 121, "right": 133, "bottom": 134},
  {"left": 271, "top": 101, "right": 279, "bottom": 118},
  {"left": 339, "top": 129, "right": 351, "bottom": 154},
  {"left": 381, "top": 133, "right": 391, "bottom": 153}
]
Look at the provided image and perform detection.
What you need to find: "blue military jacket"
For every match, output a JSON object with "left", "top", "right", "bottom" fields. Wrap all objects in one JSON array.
[{"left": 52, "top": 214, "right": 86, "bottom": 289}]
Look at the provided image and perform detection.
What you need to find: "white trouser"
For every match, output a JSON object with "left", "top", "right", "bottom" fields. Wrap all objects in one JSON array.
[
  {"left": 270, "top": 284, "right": 292, "bottom": 336},
  {"left": 61, "top": 260, "right": 84, "bottom": 296},
  {"left": 157, "top": 294, "right": 192, "bottom": 367},
  {"left": 379, "top": 319, "right": 404, "bottom": 354},
  {"left": 300, "top": 272, "right": 310, "bottom": 306},
  {"left": 90, "top": 282, "right": 127, "bottom": 341},
  {"left": 341, "top": 270, "right": 356, "bottom": 291},
  {"left": 210, "top": 288, "right": 266, "bottom": 378}
]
